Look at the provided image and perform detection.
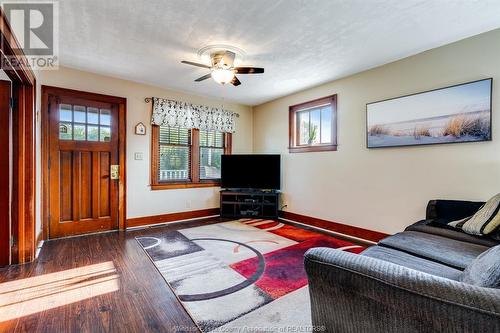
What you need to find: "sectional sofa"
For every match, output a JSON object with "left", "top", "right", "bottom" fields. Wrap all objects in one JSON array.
[{"left": 305, "top": 200, "right": 500, "bottom": 333}]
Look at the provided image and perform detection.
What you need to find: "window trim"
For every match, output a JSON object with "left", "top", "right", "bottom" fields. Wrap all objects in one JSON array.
[
  {"left": 151, "top": 126, "right": 232, "bottom": 190},
  {"left": 288, "top": 94, "right": 337, "bottom": 153}
]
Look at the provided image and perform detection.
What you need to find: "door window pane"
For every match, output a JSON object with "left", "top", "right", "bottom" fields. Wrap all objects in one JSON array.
[
  {"left": 59, "top": 104, "right": 72, "bottom": 122},
  {"left": 74, "top": 124, "right": 86, "bottom": 140},
  {"left": 88, "top": 125, "right": 99, "bottom": 141},
  {"left": 100, "top": 109, "right": 111, "bottom": 125},
  {"left": 74, "top": 105, "right": 86, "bottom": 123},
  {"left": 87, "top": 107, "right": 99, "bottom": 124},
  {"left": 59, "top": 122, "right": 72, "bottom": 140},
  {"left": 57, "top": 104, "right": 114, "bottom": 142},
  {"left": 100, "top": 126, "right": 111, "bottom": 142}
]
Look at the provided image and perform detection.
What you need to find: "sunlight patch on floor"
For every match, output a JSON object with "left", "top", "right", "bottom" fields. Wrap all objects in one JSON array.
[{"left": 0, "top": 261, "right": 120, "bottom": 322}]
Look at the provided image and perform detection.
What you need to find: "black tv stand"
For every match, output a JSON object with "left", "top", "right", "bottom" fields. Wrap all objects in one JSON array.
[{"left": 220, "top": 189, "right": 280, "bottom": 219}]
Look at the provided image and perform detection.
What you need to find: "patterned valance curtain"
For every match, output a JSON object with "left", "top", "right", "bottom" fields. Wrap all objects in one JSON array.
[{"left": 151, "top": 97, "right": 237, "bottom": 133}]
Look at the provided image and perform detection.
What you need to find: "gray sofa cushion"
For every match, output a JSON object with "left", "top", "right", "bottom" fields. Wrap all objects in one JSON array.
[
  {"left": 406, "top": 220, "right": 500, "bottom": 247},
  {"left": 362, "top": 246, "right": 463, "bottom": 280},
  {"left": 379, "top": 231, "right": 489, "bottom": 269},
  {"left": 461, "top": 245, "right": 500, "bottom": 288}
]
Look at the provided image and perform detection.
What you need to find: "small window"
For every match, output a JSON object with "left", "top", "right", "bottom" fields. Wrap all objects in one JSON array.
[
  {"left": 289, "top": 95, "right": 337, "bottom": 153},
  {"left": 58, "top": 104, "right": 112, "bottom": 142},
  {"left": 151, "top": 126, "right": 231, "bottom": 190}
]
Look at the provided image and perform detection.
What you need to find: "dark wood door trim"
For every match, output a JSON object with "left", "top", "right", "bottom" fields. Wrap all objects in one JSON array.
[
  {"left": 0, "top": 8, "right": 36, "bottom": 265},
  {"left": 11, "top": 83, "right": 37, "bottom": 263},
  {"left": 0, "top": 10, "right": 36, "bottom": 85},
  {"left": 41, "top": 85, "right": 127, "bottom": 239},
  {"left": 0, "top": 80, "right": 11, "bottom": 266}
]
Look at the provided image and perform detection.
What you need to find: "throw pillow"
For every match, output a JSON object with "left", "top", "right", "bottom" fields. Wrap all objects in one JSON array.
[
  {"left": 448, "top": 193, "right": 500, "bottom": 235},
  {"left": 461, "top": 245, "right": 500, "bottom": 288}
]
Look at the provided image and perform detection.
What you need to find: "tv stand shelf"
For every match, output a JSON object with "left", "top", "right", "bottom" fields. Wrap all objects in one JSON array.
[{"left": 220, "top": 190, "right": 279, "bottom": 219}]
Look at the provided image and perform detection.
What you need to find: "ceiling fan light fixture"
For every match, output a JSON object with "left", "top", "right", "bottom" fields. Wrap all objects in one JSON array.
[{"left": 211, "top": 68, "right": 235, "bottom": 85}]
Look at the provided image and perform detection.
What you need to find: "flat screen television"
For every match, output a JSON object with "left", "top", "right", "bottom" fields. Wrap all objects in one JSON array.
[{"left": 221, "top": 154, "right": 280, "bottom": 190}]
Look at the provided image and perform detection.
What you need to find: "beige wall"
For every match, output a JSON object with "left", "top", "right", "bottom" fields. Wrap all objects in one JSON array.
[
  {"left": 34, "top": 28, "right": 500, "bottom": 238},
  {"left": 253, "top": 29, "right": 500, "bottom": 235},
  {"left": 37, "top": 67, "right": 253, "bottom": 230}
]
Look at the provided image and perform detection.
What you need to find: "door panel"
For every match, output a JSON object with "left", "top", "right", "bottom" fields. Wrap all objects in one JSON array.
[
  {"left": 59, "top": 151, "right": 73, "bottom": 221},
  {"left": 80, "top": 151, "right": 92, "bottom": 219},
  {"left": 48, "top": 95, "right": 119, "bottom": 238},
  {"left": 99, "top": 151, "right": 111, "bottom": 217}
]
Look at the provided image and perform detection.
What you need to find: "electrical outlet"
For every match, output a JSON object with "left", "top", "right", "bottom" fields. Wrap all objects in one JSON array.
[{"left": 134, "top": 152, "right": 143, "bottom": 160}]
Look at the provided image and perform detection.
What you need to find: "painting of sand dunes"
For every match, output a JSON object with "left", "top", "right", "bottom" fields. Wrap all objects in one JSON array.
[{"left": 367, "top": 79, "right": 492, "bottom": 148}]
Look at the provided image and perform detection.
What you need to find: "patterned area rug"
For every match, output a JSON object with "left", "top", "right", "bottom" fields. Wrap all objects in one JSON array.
[{"left": 136, "top": 219, "right": 364, "bottom": 332}]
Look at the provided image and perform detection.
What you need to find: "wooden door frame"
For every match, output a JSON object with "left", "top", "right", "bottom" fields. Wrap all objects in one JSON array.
[
  {"left": 0, "top": 80, "right": 11, "bottom": 266},
  {"left": 41, "top": 86, "right": 127, "bottom": 239},
  {"left": 0, "top": 9, "right": 36, "bottom": 265}
]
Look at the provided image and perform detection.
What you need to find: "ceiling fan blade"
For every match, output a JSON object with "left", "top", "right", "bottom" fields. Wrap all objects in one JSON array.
[
  {"left": 181, "top": 60, "right": 212, "bottom": 69},
  {"left": 234, "top": 67, "right": 264, "bottom": 74},
  {"left": 195, "top": 73, "right": 212, "bottom": 82},
  {"left": 230, "top": 76, "right": 241, "bottom": 86}
]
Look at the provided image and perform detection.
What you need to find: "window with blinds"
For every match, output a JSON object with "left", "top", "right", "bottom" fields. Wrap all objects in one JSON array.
[
  {"left": 199, "top": 130, "right": 225, "bottom": 180},
  {"left": 151, "top": 125, "right": 231, "bottom": 189},
  {"left": 158, "top": 126, "right": 191, "bottom": 181}
]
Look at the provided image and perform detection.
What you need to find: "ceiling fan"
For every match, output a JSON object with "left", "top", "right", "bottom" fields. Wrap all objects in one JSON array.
[{"left": 181, "top": 50, "right": 264, "bottom": 86}]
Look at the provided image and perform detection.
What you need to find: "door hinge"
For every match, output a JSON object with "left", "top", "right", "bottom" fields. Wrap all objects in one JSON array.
[
  {"left": 10, "top": 236, "right": 14, "bottom": 247},
  {"left": 9, "top": 97, "right": 14, "bottom": 110},
  {"left": 48, "top": 157, "right": 51, "bottom": 169}
]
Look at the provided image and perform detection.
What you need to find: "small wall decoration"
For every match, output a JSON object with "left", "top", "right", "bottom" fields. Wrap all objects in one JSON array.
[
  {"left": 135, "top": 122, "right": 146, "bottom": 135},
  {"left": 366, "top": 78, "right": 492, "bottom": 148}
]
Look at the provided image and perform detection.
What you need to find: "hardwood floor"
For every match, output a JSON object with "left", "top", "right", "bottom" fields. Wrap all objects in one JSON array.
[
  {"left": 0, "top": 217, "right": 229, "bottom": 333},
  {"left": 0, "top": 217, "right": 366, "bottom": 333}
]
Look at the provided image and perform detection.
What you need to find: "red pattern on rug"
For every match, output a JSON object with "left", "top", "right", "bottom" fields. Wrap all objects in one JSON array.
[
  {"left": 231, "top": 234, "right": 364, "bottom": 299},
  {"left": 252, "top": 221, "right": 325, "bottom": 242}
]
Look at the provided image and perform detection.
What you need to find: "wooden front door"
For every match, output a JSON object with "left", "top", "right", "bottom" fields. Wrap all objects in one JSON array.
[{"left": 48, "top": 94, "right": 120, "bottom": 238}]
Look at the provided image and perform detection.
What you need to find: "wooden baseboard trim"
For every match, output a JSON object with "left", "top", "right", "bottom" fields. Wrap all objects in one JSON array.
[
  {"left": 126, "top": 208, "right": 220, "bottom": 228},
  {"left": 279, "top": 211, "right": 389, "bottom": 243}
]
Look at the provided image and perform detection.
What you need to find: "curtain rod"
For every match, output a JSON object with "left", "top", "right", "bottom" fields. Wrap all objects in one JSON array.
[{"left": 144, "top": 97, "right": 239, "bottom": 117}]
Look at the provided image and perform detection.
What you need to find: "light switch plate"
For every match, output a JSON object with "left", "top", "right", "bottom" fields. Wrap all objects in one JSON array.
[{"left": 134, "top": 152, "right": 144, "bottom": 160}]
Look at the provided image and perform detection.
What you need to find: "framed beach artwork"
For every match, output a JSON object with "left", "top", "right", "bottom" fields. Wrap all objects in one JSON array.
[{"left": 366, "top": 78, "right": 492, "bottom": 148}]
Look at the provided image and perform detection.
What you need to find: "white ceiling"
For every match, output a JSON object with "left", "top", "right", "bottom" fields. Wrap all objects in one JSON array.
[{"left": 58, "top": 0, "right": 500, "bottom": 106}]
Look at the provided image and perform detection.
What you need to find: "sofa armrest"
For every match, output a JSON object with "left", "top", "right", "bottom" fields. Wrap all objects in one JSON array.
[
  {"left": 304, "top": 247, "right": 500, "bottom": 333},
  {"left": 426, "top": 199, "right": 484, "bottom": 220}
]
